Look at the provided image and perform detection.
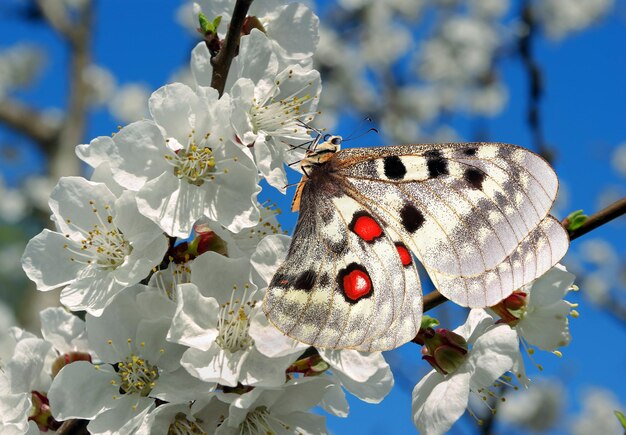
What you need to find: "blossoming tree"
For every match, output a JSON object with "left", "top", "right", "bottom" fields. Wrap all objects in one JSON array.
[{"left": 1, "top": 0, "right": 625, "bottom": 434}]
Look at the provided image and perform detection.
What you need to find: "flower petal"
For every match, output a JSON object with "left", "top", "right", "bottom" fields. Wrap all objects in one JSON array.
[{"left": 412, "top": 370, "right": 471, "bottom": 435}]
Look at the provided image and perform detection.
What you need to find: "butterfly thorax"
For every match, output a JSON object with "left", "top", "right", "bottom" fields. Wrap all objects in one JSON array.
[{"left": 291, "top": 135, "right": 343, "bottom": 212}]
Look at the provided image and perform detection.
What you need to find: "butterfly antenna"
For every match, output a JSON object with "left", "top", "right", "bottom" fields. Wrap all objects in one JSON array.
[
  {"left": 344, "top": 117, "right": 377, "bottom": 141},
  {"left": 343, "top": 127, "right": 380, "bottom": 143}
]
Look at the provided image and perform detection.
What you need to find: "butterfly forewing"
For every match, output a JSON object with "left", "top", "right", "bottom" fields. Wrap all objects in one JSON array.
[
  {"left": 264, "top": 140, "right": 569, "bottom": 350},
  {"left": 336, "top": 142, "right": 568, "bottom": 307}
]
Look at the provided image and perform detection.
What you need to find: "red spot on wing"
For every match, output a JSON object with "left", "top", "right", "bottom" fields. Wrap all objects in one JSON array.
[
  {"left": 396, "top": 243, "right": 412, "bottom": 267},
  {"left": 343, "top": 269, "right": 372, "bottom": 301},
  {"left": 352, "top": 215, "right": 383, "bottom": 242}
]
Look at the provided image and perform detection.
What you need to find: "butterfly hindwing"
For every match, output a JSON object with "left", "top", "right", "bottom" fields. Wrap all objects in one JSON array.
[{"left": 264, "top": 183, "right": 422, "bottom": 350}]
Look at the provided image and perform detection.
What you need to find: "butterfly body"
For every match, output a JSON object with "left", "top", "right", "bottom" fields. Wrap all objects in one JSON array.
[{"left": 265, "top": 137, "right": 569, "bottom": 351}]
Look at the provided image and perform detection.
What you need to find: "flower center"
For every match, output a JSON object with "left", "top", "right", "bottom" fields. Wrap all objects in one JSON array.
[
  {"left": 168, "top": 412, "right": 205, "bottom": 435},
  {"left": 240, "top": 406, "right": 290, "bottom": 435},
  {"left": 249, "top": 77, "right": 318, "bottom": 138},
  {"left": 164, "top": 133, "right": 219, "bottom": 186},
  {"left": 117, "top": 354, "right": 159, "bottom": 396},
  {"left": 151, "top": 262, "right": 192, "bottom": 302},
  {"left": 63, "top": 200, "right": 132, "bottom": 270},
  {"left": 216, "top": 285, "right": 256, "bottom": 352}
]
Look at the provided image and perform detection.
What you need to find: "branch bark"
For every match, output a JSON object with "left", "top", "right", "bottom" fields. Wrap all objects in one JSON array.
[
  {"left": 423, "top": 196, "right": 626, "bottom": 313},
  {"left": 210, "top": 0, "right": 254, "bottom": 96},
  {"left": 519, "top": 1, "right": 554, "bottom": 163},
  {"left": 0, "top": 98, "right": 58, "bottom": 145}
]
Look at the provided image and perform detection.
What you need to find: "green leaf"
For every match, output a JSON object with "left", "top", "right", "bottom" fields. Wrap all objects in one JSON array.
[
  {"left": 212, "top": 16, "right": 222, "bottom": 31},
  {"left": 565, "top": 209, "right": 588, "bottom": 231},
  {"left": 421, "top": 315, "right": 440, "bottom": 329},
  {"left": 614, "top": 410, "right": 626, "bottom": 430},
  {"left": 198, "top": 12, "right": 211, "bottom": 33}
]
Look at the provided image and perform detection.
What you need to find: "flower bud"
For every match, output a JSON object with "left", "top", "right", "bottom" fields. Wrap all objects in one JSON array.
[
  {"left": 287, "top": 354, "right": 330, "bottom": 377},
  {"left": 51, "top": 352, "right": 92, "bottom": 378},
  {"left": 192, "top": 223, "right": 229, "bottom": 257},
  {"left": 419, "top": 328, "right": 468, "bottom": 375},
  {"left": 29, "top": 391, "right": 61, "bottom": 431},
  {"left": 242, "top": 16, "right": 266, "bottom": 35},
  {"left": 491, "top": 291, "right": 528, "bottom": 325}
]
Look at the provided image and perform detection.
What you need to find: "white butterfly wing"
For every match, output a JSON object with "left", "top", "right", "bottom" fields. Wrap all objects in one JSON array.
[
  {"left": 336, "top": 142, "right": 569, "bottom": 307},
  {"left": 264, "top": 189, "right": 422, "bottom": 350}
]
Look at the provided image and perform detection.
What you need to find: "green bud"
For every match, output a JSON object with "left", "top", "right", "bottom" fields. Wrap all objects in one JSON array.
[
  {"left": 565, "top": 209, "right": 588, "bottom": 231},
  {"left": 420, "top": 315, "right": 440, "bottom": 330},
  {"left": 198, "top": 13, "right": 222, "bottom": 35}
]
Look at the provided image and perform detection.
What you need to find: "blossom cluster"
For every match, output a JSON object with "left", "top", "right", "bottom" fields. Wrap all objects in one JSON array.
[
  {"left": 7, "top": 1, "right": 579, "bottom": 434},
  {"left": 10, "top": 2, "right": 393, "bottom": 434}
]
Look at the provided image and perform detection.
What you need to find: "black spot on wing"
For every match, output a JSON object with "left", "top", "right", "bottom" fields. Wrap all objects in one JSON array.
[
  {"left": 463, "top": 147, "right": 478, "bottom": 156},
  {"left": 383, "top": 156, "right": 407, "bottom": 180},
  {"left": 294, "top": 270, "right": 316, "bottom": 291},
  {"left": 464, "top": 167, "right": 486, "bottom": 190},
  {"left": 425, "top": 149, "right": 449, "bottom": 178},
  {"left": 400, "top": 203, "right": 425, "bottom": 233}
]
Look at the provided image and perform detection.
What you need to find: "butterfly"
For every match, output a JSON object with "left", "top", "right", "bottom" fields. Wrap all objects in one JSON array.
[{"left": 263, "top": 135, "right": 569, "bottom": 351}]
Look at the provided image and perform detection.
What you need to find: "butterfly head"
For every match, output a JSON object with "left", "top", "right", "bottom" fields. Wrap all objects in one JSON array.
[{"left": 301, "top": 134, "right": 342, "bottom": 172}]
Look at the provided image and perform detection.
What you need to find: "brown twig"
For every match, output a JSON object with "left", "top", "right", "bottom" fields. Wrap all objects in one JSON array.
[
  {"left": 210, "top": 0, "right": 254, "bottom": 96},
  {"left": 518, "top": 1, "right": 554, "bottom": 163},
  {"left": 46, "top": 1, "right": 93, "bottom": 179},
  {"left": 423, "top": 196, "right": 626, "bottom": 314},
  {"left": 0, "top": 98, "right": 58, "bottom": 145}
]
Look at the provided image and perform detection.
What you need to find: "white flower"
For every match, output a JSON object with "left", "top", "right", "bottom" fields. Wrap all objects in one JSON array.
[
  {"left": 196, "top": 0, "right": 319, "bottom": 66},
  {"left": 48, "top": 286, "right": 213, "bottom": 435},
  {"left": 491, "top": 264, "right": 577, "bottom": 352},
  {"left": 469, "top": 0, "right": 510, "bottom": 18},
  {"left": 77, "top": 83, "right": 260, "bottom": 237},
  {"left": 571, "top": 388, "right": 625, "bottom": 435},
  {"left": 499, "top": 379, "right": 564, "bottom": 431},
  {"left": 534, "top": 0, "right": 613, "bottom": 39},
  {"left": 169, "top": 252, "right": 306, "bottom": 387},
  {"left": 206, "top": 201, "right": 287, "bottom": 261},
  {"left": 515, "top": 265, "right": 577, "bottom": 351},
  {"left": 412, "top": 310, "right": 518, "bottom": 435},
  {"left": 0, "top": 177, "right": 28, "bottom": 223},
  {"left": 22, "top": 177, "right": 168, "bottom": 315},
  {"left": 83, "top": 64, "right": 117, "bottom": 107},
  {"left": 40, "top": 307, "right": 89, "bottom": 356},
  {"left": 211, "top": 377, "right": 332, "bottom": 435},
  {"left": 230, "top": 64, "right": 321, "bottom": 190},
  {"left": 318, "top": 349, "right": 394, "bottom": 417},
  {"left": 0, "top": 44, "right": 44, "bottom": 97},
  {"left": 192, "top": 29, "right": 280, "bottom": 91},
  {"left": 613, "top": 142, "right": 626, "bottom": 177},
  {"left": 136, "top": 398, "right": 224, "bottom": 435},
  {"left": 108, "top": 83, "right": 151, "bottom": 123},
  {"left": 418, "top": 16, "right": 499, "bottom": 83},
  {"left": 0, "top": 329, "right": 55, "bottom": 435}
]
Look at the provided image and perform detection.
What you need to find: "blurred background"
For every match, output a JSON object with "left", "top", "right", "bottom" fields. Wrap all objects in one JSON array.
[{"left": 0, "top": 0, "right": 625, "bottom": 433}]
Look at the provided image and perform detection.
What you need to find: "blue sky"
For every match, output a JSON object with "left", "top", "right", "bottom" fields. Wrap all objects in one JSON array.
[{"left": 1, "top": 1, "right": 625, "bottom": 433}]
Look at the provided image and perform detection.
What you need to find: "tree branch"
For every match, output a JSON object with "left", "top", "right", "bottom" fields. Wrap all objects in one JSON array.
[
  {"left": 49, "top": 0, "right": 93, "bottom": 178},
  {"left": 210, "top": 0, "right": 254, "bottom": 96},
  {"left": 518, "top": 1, "right": 553, "bottom": 163},
  {"left": 36, "top": 0, "right": 75, "bottom": 39},
  {"left": 423, "top": 196, "right": 626, "bottom": 313},
  {"left": 0, "top": 98, "right": 58, "bottom": 145}
]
